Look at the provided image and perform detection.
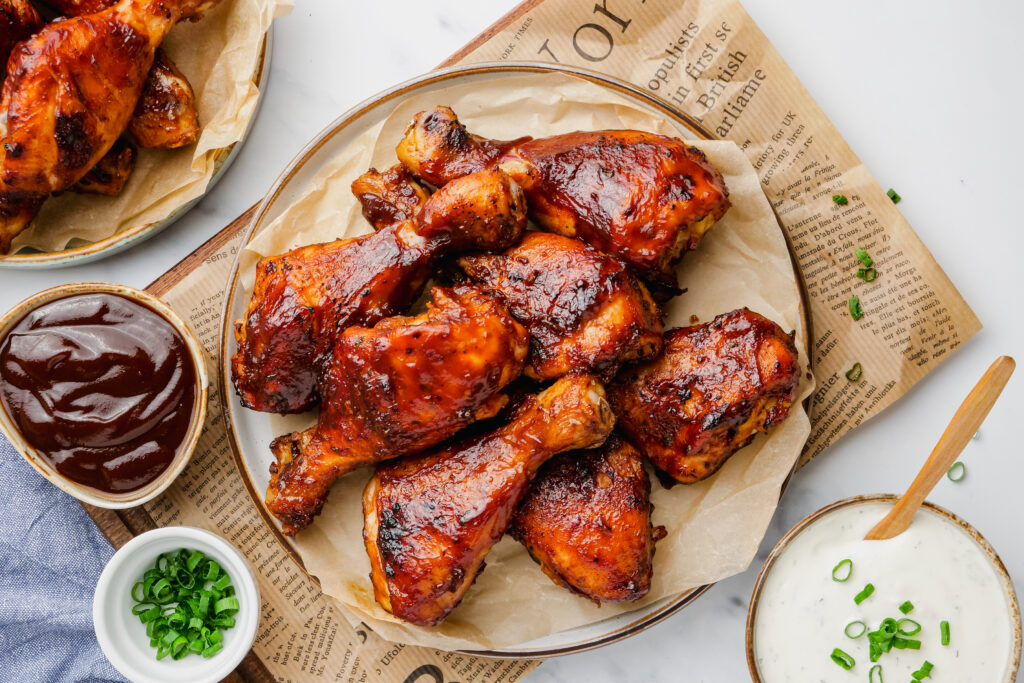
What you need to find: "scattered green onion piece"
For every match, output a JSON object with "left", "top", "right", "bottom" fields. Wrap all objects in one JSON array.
[
  {"left": 869, "top": 663, "right": 884, "bottom": 683},
  {"left": 213, "top": 574, "right": 232, "bottom": 592},
  {"left": 892, "top": 636, "right": 921, "bottom": 650},
  {"left": 887, "top": 188, "right": 901, "bottom": 204},
  {"left": 854, "top": 583, "right": 875, "bottom": 604},
  {"left": 947, "top": 461, "right": 966, "bottom": 482},
  {"left": 833, "top": 194, "right": 849, "bottom": 205},
  {"left": 202, "top": 643, "right": 223, "bottom": 658},
  {"left": 897, "top": 618, "right": 921, "bottom": 636},
  {"left": 912, "top": 660, "right": 934, "bottom": 680},
  {"left": 830, "top": 647, "right": 855, "bottom": 670},
  {"left": 832, "top": 558, "right": 853, "bottom": 582},
  {"left": 205, "top": 560, "right": 221, "bottom": 582},
  {"left": 940, "top": 620, "right": 950, "bottom": 645},
  {"left": 898, "top": 601, "right": 914, "bottom": 615},
  {"left": 844, "top": 620, "right": 867, "bottom": 639},
  {"left": 849, "top": 296, "right": 864, "bottom": 320},
  {"left": 131, "top": 582, "right": 147, "bottom": 602},
  {"left": 156, "top": 645, "right": 171, "bottom": 661},
  {"left": 856, "top": 266, "right": 878, "bottom": 282},
  {"left": 846, "top": 362, "right": 863, "bottom": 382},
  {"left": 855, "top": 248, "right": 873, "bottom": 267}
]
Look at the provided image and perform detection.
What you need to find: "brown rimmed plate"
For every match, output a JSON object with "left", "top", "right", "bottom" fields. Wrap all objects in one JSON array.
[
  {"left": 745, "top": 494, "right": 1022, "bottom": 681},
  {"left": 0, "top": 30, "right": 272, "bottom": 269},
  {"left": 218, "top": 61, "right": 811, "bottom": 658}
]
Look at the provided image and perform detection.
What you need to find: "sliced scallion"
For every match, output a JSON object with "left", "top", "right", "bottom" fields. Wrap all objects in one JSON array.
[
  {"left": 940, "top": 620, "right": 950, "bottom": 646},
  {"left": 832, "top": 558, "right": 854, "bottom": 582},
  {"left": 830, "top": 647, "right": 855, "bottom": 670},
  {"left": 129, "top": 548, "right": 239, "bottom": 661},
  {"left": 947, "top": 461, "right": 966, "bottom": 482},
  {"left": 845, "top": 620, "right": 867, "bottom": 639},
  {"left": 854, "top": 583, "right": 875, "bottom": 604},
  {"left": 849, "top": 296, "right": 864, "bottom": 320},
  {"left": 898, "top": 600, "right": 914, "bottom": 614}
]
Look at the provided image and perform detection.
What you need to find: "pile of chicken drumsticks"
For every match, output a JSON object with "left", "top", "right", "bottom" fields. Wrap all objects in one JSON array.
[
  {"left": 232, "top": 106, "right": 802, "bottom": 626},
  {"left": 0, "top": 0, "right": 216, "bottom": 252}
]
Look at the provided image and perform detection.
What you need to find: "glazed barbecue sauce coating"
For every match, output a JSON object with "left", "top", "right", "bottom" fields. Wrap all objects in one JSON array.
[{"left": 0, "top": 293, "right": 195, "bottom": 493}]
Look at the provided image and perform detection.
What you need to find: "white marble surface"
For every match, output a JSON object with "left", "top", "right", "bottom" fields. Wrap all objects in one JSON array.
[{"left": 3, "top": 1, "right": 1023, "bottom": 680}]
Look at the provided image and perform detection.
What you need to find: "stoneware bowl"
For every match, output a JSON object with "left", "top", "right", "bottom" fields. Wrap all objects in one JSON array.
[
  {"left": 0, "top": 282, "right": 209, "bottom": 508},
  {"left": 93, "top": 526, "right": 260, "bottom": 683},
  {"left": 745, "top": 494, "right": 1022, "bottom": 682}
]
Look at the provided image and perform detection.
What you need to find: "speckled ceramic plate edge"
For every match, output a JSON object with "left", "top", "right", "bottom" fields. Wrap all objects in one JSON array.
[
  {"left": 218, "top": 61, "right": 813, "bottom": 659},
  {"left": 0, "top": 29, "right": 273, "bottom": 269}
]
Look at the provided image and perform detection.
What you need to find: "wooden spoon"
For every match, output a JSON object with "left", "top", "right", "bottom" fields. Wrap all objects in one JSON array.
[{"left": 865, "top": 355, "right": 1016, "bottom": 540}]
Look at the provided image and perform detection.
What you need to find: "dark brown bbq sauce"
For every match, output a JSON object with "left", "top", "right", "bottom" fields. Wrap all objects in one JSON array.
[{"left": 0, "top": 293, "right": 196, "bottom": 494}]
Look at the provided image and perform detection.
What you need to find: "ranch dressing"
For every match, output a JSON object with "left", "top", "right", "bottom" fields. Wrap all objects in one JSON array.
[{"left": 753, "top": 501, "right": 1016, "bottom": 682}]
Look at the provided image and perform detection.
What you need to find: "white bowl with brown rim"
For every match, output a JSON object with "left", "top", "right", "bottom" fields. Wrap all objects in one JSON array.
[
  {"left": 0, "top": 282, "right": 209, "bottom": 508},
  {"left": 746, "top": 494, "right": 1021, "bottom": 682}
]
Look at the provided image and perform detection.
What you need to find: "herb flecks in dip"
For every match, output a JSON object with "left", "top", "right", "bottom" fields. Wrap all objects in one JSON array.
[
  {"left": 753, "top": 501, "right": 1015, "bottom": 682},
  {"left": 0, "top": 292, "right": 196, "bottom": 493}
]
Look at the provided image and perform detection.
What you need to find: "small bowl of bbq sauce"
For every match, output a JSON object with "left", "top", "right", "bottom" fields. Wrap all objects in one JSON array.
[{"left": 0, "top": 283, "right": 208, "bottom": 508}]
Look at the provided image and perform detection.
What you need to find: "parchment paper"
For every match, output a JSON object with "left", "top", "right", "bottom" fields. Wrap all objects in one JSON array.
[
  {"left": 9, "top": 0, "right": 293, "bottom": 254},
  {"left": 239, "top": 72, "right": 813, "bottom": 650}
]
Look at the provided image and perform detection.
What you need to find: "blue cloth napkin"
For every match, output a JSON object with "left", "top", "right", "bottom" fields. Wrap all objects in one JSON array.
[{"left": 0, "top": 437, "right": 127, "bottom": 682}]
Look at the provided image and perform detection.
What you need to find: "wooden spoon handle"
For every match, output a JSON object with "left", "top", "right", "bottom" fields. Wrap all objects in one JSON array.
[{"left": 865, "top": 356, "right": 1016, "bottom": 540}]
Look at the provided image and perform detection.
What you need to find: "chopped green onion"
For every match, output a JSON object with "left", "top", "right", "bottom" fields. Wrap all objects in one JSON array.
[
  {"left": 887, "top": 188, "right": 901, "bottom": 204},
  {"left": 845, "top": 362, "right": 863, "bottom": 382},
  {"left": 912, "top": 660, "right": 934, "bottom": 680},
  {"left": 845, "top": 620, "right": 866, "bottom": 638},
  {"left": 893, "top": 636, "right": 921, "bottom": 650},
  {"left": 898, "top": 600, "right": 914, "bottom": 614},
  {"left": 830, "top": 647, "right": 855, "bottom": 670},
  {"left": 854, "top": 583, "right": 875, "bottom": 604},
  {"left": 129, "top": 548, "right": 238, "bottom": 661},
  {"left": 833, "top": 194, "right": 849, "bottom": 205},
  {"left": 856, "top": 266, "right": 878, "bottom": 282},
  {"left": 947, "top": 461, "right": 966, "bottom": 482},
  {"left": 832, "top": 558, "right": 854, "bottom": 582},
  {"left": 869, "top": 663, "right": 884, "bottom": 683},
  {"left": 849, "top": 296, "right": 864, "bottom": 320},
  {"left": 897, "top": 618, "right": 921, "bottom": 636},
  {"left": 855, "top": 248, "right": 873, "bottom": 267},
  {"left": 940, "top": 620, "right": 950, "bottom": 645}
]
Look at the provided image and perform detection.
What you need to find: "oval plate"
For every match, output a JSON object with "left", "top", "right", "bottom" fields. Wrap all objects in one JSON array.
[
  {"left": 219, "top": 62, "right": 810, "bottom": 658},
  {"left": 0, "top": 31, "right": 273, "bottom": 269}
]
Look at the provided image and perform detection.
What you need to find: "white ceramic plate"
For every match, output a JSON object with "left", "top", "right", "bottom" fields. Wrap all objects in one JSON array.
[
  {"left": 218, "top": 62, "right": 807, "bottom": 657},
  {"left": 0, "top": 31, "right": 273, "bottom": 269}
]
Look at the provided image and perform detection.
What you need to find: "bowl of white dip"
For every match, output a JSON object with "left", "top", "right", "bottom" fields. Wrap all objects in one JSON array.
[{"left": 746, "top": 494, "right": 1021, "bottom": 682}]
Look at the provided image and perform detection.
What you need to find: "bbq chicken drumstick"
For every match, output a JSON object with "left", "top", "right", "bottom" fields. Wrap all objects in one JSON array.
[
  {"left": 510, "top": 435, "right": 664, "bottom": 604},
  {"left": 459, "top": 231, "right": 663, "bottom": 381},
  {"left": 608, "top": 308, "right": 800, "bottom": 484},
  {"left": 44, "top": 0, "right": 201, "bottom": 148},
  {"left": 363, "top": 373, "right": 615, "bottom": 626},
  {"left": 396, "top": 106, "right": 731, "bottom": 296},
  {"left": 267, "top": 285, "right": 529, "bottom": 535},
  {"left": 0, "top": 0, "right": 219, "bottom": 251},
  {"left": 232, "top": 169, "right": 525, "bottom": 414}
]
